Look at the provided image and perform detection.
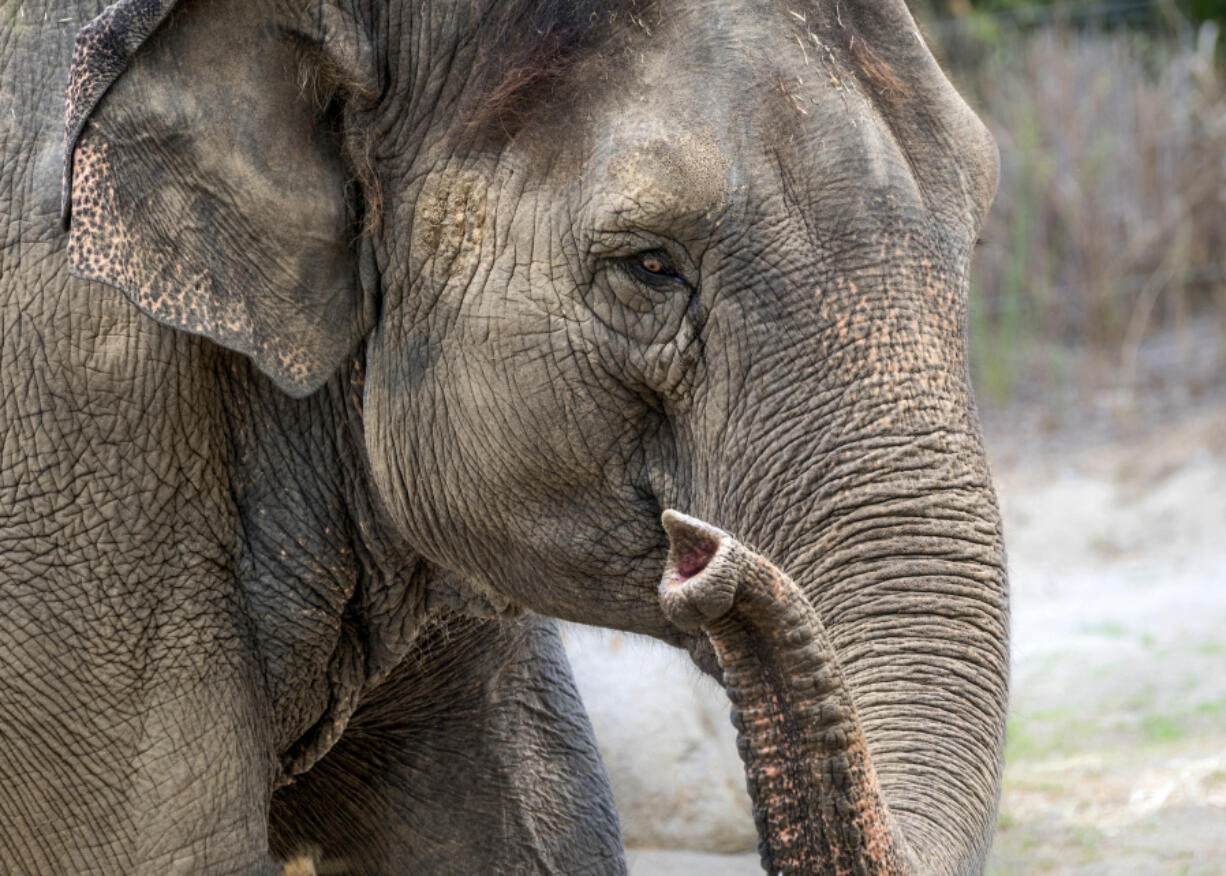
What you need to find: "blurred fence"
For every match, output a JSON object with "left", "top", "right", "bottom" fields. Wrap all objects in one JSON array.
[{"left": 918, "top": 4, "right": 1226, "bottom": 405}]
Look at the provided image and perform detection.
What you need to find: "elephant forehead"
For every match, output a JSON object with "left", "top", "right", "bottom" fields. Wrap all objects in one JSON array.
[{"left": 593, "top": 126, "right": 735, "bottom": 223}]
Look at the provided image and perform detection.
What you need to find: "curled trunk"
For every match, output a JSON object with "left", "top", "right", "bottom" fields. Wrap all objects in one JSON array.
[{"left": 659, "top": 509, "right": 921, "bottom": 876}]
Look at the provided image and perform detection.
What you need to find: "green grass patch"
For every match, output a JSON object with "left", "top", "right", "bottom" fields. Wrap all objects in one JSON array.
[
  {"left": 1139, "top": 713, "right": 1186, "bottom": 744},
  {"left": 1191, "top": 641, "right": 1226, "bottom": 656},
  {"left": 1081, "top": 620, "right": 1130, "bottom": 638},
  {"left": 1003, "top": 695, "right": 1224, "bottom": 761},
  {"left": 1004, "top": 707, "right": 1105, "bottom": 761},
  {"left": 987, "top": 817, "right": 1109, "bottom": 875},
  {"left": 1124, "top": 688, "right": 1156, "bottom": 711},
  {"left": 1194, "top": 697, "right": 1226, "bottom": 717}
]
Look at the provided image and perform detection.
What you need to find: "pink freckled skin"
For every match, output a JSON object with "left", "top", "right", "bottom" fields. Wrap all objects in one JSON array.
[{"left": 674, "top": 537, "right": 718, "bottom": 579}]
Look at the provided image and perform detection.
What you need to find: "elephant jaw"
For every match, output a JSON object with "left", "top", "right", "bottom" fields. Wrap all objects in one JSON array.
[{"left": 659, "top": 510, "right": 916, "bottom": 876}]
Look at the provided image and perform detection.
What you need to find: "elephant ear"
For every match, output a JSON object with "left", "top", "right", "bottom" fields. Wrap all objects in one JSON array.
[{"left": 62, "top": 0, "right": 378, "bottom": 397}]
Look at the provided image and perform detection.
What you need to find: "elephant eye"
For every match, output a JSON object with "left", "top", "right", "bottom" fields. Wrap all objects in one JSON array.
[
  {"left": 628, "top": 251, "right": 687, "bottom": 286},
  {"left": 639, "top": 254, "right": 669, "bottom": 274}
]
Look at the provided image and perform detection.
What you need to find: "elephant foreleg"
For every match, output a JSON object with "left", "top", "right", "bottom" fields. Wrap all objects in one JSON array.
[{"left": 269, "top": 614, "right": 627, "bottom": 875}]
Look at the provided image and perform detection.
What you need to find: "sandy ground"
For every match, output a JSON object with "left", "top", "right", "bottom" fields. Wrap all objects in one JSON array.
[
  {"left": 983, "top": 401, "right": 1226, "bottom": 875},
  {"left": 627, "top": 336, "right": 1226, "bottom": 874}
]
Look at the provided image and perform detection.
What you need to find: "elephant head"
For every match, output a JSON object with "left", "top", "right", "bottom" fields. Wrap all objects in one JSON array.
[{"left": 62, "top": 0, "right": 1007, "bottom": 871}]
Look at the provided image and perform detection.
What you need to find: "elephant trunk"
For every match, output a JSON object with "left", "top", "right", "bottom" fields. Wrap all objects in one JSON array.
[{"left": 659, "top": 510, "right": 917, "bottom": 876}]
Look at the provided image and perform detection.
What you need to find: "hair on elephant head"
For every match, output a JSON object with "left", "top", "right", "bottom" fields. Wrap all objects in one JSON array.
[{"left": 57, "top": 0, "right": 1007, "bottom": 872}]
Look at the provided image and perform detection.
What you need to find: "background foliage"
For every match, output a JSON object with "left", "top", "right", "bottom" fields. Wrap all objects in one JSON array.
[
  {"left": 908, "top": 0, "right": 1226, "bottom": 408},
  {"left": 913, "top": 0, "right": 1225, "bottom": 28}
]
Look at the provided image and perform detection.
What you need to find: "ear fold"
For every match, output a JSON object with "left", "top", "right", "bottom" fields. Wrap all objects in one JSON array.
[{"left": 62, "top": 0, "right": 378, "bottom": 397}]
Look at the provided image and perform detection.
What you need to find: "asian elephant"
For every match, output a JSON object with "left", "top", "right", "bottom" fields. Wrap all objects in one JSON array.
[{"left": 0, "top": 0, "right": 1008, "bottom": 873}]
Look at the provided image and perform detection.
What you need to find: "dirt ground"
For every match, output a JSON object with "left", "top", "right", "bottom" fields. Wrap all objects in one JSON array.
[
  {"left": 629, "top": 329, "right": 1226, "bottom": 874},
  {"left": 985, "top": 403, "right": 1226, "bottom": 875}
]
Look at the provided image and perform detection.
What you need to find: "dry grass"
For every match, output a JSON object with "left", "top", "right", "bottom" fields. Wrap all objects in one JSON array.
[{"left": 934, "top": 20, "right": 1226, "bottom": 404}]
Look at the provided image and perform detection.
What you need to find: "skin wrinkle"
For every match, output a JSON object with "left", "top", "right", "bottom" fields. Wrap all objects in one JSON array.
[
  {"left": 6, "top": 3, "right": 432, "bottom": 855},
  {"left": 5, "top": 0, "right": 1003, "bottom": 871}
]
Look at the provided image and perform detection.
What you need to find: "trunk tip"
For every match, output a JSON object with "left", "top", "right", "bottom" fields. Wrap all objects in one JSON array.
[
  {"left": 661, "top": 510, "right": 728, "bottom": 579},
  {"left": 659, "top": 510, "right": 737, "bottom": 632}
]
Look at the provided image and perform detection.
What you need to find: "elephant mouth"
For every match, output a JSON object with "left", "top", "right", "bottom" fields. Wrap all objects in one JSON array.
[
  {"left": 681, "top": 631, "right": 723, "bottom": 681},
  {"left": 657, "top": 509, "right": 914, "bottom": 875}
]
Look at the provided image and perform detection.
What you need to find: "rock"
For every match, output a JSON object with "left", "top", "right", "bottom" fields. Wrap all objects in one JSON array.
[{"left": 561, "top": 624, "right": 757, "bottom": 854}]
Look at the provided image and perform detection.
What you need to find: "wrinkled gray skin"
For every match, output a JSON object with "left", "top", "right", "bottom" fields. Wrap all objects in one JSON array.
[{"left": 0, "top": 0, "right": 1007, "bottom": 873}]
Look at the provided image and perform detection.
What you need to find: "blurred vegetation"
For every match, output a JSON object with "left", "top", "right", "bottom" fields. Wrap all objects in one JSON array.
[
  {"left": 913, "top": 0, "right": 1226, "bottom": 31},
  {"left": 910, "top": 1, "right": 1226, "bottom": 405}
]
